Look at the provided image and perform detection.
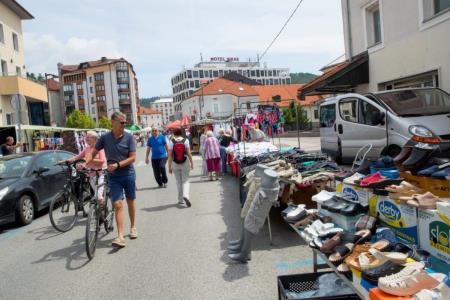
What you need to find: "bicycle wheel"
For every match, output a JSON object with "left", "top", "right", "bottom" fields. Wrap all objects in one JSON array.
[
  {"left": 85, "top": 204, "right": 99, "bottom": 260},
  {"left": 49, "top": 192, "right": 78, "bottom": 232}
]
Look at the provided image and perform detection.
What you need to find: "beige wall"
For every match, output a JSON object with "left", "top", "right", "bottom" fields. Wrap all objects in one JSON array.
[
  {"left": 0, "top": 1, "right": 26, "bottom": 76},
  {"left": 342, "top": 0, "right": 450, "bottom": 93}
]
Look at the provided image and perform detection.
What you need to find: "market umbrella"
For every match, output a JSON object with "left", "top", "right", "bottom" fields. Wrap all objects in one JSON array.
[
  {"left": 125, "top": 124, "right": 142, "bottom": 132},
  {"left": 165, "top": 120, "right": 182, "bottom": 129},
  {"left": 180, "top": 116, "right": 192, "bottom": 126}
]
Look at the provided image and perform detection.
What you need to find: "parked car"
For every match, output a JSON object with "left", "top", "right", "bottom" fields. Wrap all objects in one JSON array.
[
  {"left": 0, "top": 150, "right": 75, "bottom": 226},
  {"left": 319, "top": 87, "right": 450, "bottom": 163}
]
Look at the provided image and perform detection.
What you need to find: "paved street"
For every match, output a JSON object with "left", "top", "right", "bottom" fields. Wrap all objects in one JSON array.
[
  {"left": 275, "top": 136, "right": 321, "bottom": 152},
  {"left": 0, "top": 145, "right": 315, "bottom": 300}
]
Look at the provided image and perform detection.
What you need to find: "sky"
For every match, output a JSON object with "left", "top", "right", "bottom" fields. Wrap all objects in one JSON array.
[{"left": 20, "top": 0, "right": 345, "bottom": 98}]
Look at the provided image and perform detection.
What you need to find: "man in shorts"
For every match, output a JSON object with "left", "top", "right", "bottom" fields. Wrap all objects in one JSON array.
[{"left": 86, "top": 111, "right": 137, "bottom": 248}]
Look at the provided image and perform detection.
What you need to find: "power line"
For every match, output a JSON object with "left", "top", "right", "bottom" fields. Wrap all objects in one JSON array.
[{"left": 259, "top": 0, "right": 305, "bottom": 62}]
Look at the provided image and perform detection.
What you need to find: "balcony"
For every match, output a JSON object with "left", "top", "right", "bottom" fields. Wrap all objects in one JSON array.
[
  {"left": 117, "top": 77, "right": 129, "bottom": 83},
  {"left": 118, "top": 88, "right": 130, "bottom": 93},
  {"left": 119, "top": 98, "right": 131, "bottom": 105},
  {"left": 0, "top": 75, "right": 48, "bottom": 102}
]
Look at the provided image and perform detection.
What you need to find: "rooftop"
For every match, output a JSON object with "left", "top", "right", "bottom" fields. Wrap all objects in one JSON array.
[
  {"left": 46, "top": 78, "right": 60, "bottom": 91},
  {"left": 0, "top": 0, "right": 34, "bottom": 19},
  {"left": 138, "top": 107, "right": 161, "bottom": 115},
  {"left": 190, "top": 77, "right": 258, "bottom": 98},
  {"left": 59, "top": 57, "right": 135, "bottom": 75}
]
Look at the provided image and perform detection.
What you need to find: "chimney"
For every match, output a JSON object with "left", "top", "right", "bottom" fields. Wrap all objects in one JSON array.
[{"left": 101, "top": 56, "right": 107, "bottom": 62}]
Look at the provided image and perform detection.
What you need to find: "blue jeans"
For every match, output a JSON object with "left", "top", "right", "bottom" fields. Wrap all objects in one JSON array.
[
  {"left": 220, "top": 146, "right": 227, "bottom": 173},
  {"left": 108, "top": 173, "right": 136, "bottom": 201}
]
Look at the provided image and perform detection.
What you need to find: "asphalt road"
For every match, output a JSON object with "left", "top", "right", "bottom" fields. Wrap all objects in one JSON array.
[{"left": 0, "top": 143, "right": 314, "bottom": 300}]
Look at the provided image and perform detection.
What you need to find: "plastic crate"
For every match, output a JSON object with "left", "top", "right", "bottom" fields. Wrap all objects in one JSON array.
[{"left": 277, "top": 272, "right": 361, "bottom": 300}]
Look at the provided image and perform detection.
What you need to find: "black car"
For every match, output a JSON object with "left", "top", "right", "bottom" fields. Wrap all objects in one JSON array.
[{"left": 0, "top": 150, "right": 75, "bottom": 226}]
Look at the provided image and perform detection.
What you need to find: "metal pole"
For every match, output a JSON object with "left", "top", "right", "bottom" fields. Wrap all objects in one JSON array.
[{"left": 296, "top": 103, "right": 300, "bottom": 148}]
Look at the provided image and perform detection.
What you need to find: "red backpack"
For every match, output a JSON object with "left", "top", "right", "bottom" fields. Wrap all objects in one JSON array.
[{"left": 172, "top": 138, "right": 187, "bottom": 164}]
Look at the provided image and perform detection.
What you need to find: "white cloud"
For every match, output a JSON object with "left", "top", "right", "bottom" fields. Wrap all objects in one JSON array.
[{"left": 23, "top": 33, "right": 125, "bottom": 74}]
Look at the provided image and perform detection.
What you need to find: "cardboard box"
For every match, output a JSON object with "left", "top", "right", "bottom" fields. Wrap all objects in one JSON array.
[
  {"left": 318, "top": 204, "right": 363, "bottom": 231},
  {"left": 369, "top": 288, "right": 412, "bottom": 300},
  {"left": 418, "top": 208, "right": 450, "bottom": 265},
  {"left": 336, "top": 179, "right": 343, "bottom": 193},
  {"left": 376, "top": 195, "right": 419, "bottom": 245},
  {"left": 401, "top": 172, "right": 450, "bottom": 197},
  {"left": 368, "top": 191, "right": 378, "bottom": 218},
  {"left": 350, "top": 267, "right": 372, "bottom": 299},
  {"left": 342, "top": 183, "right": 370, "bottom": 206}
]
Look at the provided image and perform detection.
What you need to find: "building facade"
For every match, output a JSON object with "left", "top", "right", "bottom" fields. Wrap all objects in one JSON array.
[
  {"left": 181, "top": 78, "right": 259, "bottom": 121},
  {"left": 0, "top": 0, "right": 48, "bottom": 127},
  {"left": 171, "top": 58, "right": 291, "bottom": 114},
  {"left": 341, "top": 0, "right": 450, "bottom": 93},
  {"left": 151, "top": 97, "right": 174, "bottom": 124},
  {"left": 138, "top": 107, "right": 163, "bottom": 129},
  {"left": 46, "top": 78, "right": 64, "bottom": 127},
  {"left": 58, "top": 57, "right": 139, "bottom": 125}
]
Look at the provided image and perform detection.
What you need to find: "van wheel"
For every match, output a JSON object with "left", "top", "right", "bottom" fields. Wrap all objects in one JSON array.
[{"left": 385, "top": 145, "right": 401, "bottom": 158}]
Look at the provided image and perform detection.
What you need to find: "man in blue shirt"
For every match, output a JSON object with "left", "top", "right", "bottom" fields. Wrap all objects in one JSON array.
[
  {"left": 145, "top": 127, "right": 169, "bottom": 188},
  {"left": 86, "top": 111, "right": 137, "bottom": 248}
]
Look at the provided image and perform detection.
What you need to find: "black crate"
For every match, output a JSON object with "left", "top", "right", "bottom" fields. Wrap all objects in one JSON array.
[{"left": 277, "top": 272, "right": 361, "bottom": 300}]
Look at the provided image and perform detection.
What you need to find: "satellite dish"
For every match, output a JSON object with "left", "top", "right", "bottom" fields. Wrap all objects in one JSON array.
[{"left": 11, "top": 94, "right": 27, "bottom": 111}]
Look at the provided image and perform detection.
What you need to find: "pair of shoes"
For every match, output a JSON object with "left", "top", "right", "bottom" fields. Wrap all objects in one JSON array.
[
  {"left": 399, "top": 192, "right": 440, "bottom": 209},
  {"left": 184, "top": 197, "right": 191, "bottom": 207},
  {"left": 158, "top": 184, "right": 163, "bottom": 188},
  {"left": 112, "top": 237, "right": 126, "bottom": 248},
  {"left": 378, "top": 263, "right": 446, "bottom": 296},
  {"left": 355, "top": 214, "right": 377, "bottom": 231},
  {"left": 163, "top": 183, "right": 167, "bottom": 188}
]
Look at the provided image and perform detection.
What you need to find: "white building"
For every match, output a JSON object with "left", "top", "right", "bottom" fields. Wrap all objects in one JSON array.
[
  {"left": 138, "top": 107, "right": 163, "bottom": 129},
  {"left": 301, "top": 0, "right": 450, "bottom": 97},
  {"left": 172, "top": 58, "right": 290, "bottom": 113},
  {"left": 151, "top": 97, "right": 174, "bottom": 124},
  {"left": 181, "top": 77, "right": 259, "bottom": 121}
]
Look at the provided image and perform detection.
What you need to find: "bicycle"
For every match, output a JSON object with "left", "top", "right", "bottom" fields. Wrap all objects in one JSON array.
[
  {"left": 85, "top": 160, "right": 116, "bottom": 260},
  {"left": 49, "top": 160, "right": 92, "bottom": 232}
]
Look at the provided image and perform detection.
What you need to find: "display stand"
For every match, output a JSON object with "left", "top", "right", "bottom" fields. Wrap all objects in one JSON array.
[{"left": 287, "top": 222, "right": 368, "bottom": 300}]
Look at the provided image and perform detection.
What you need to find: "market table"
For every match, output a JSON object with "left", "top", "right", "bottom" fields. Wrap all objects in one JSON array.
[{"left": 287, "top": 222, "right": 368, "bottom": 300}]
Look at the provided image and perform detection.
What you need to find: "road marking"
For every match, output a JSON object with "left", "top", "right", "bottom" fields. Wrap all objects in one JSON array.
[{"left": 276, "top": 258, "right": 326, "bottom": 270}]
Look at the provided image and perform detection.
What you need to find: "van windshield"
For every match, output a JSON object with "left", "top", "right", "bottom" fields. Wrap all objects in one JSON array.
[{"left": 375, "top": 89, "right": 450, "bottom": 116}]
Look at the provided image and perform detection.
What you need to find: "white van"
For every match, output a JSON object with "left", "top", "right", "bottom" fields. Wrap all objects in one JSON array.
[{"left": 319, "top": 88, "right": 450, "bottom": 163}]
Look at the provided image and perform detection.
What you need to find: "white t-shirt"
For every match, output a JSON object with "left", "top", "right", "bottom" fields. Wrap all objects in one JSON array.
[{"left": 168, "top": 137, "right": 190, "bottom": 150}]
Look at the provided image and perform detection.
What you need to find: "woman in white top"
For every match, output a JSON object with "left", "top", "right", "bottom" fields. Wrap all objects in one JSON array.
[
  {"left": 168, "top": 127, "right": 194, "bottom": 207},
  {"left": 198, "top": 126, "right": 208, "bottom": 176}
]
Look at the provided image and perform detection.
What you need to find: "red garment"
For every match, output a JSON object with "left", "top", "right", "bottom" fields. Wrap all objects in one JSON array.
[{"left": 206, "top": 158, "right": 221, "bottom": 172}]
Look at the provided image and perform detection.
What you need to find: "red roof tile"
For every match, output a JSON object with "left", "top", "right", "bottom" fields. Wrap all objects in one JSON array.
[
  {"left": 138, "top": 107, "right": 161, "bottom": 115},
  {"left": 190, "top": 78, "right": 258, "bottom": 98},
  {"left": 253, "top": 84, "right": 323, "bottom": 107},
  {"left": 46, "top": 78, "right": 60, "bottom": 91}
]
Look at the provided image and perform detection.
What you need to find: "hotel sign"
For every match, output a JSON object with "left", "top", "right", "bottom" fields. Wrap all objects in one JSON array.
[{"left": 210, "top": 57, "right": 239, "bottom": 62}]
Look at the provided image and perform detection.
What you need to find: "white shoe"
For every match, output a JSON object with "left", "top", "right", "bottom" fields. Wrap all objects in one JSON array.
[
  {"left": 312, "top": 191, "right": 334, "bottom": 203},
  {"left": 286, "top": 205, "right": 306, "bottom": 217}
]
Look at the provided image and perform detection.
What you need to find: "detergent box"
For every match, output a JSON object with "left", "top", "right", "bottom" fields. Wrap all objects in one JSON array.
[
  {"left": 418, "top": 208, "right": 450, "bottom": 265},
  {"left": 376, "top": 195, "right": 419, "bottom": 245},
  {"left": 342, "top": 183, "right": 370, "bottom": 206},
  {"left": 335, "top": 179, "right": 343, "bottom": 193}
]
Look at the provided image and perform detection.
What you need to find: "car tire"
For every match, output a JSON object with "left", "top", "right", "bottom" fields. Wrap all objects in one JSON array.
[
  {"left": 17, "top": 195, "right": 34, "bottom": 225},
  {"left": 385, "top": 145, "right": 402, "bottom": 158}
]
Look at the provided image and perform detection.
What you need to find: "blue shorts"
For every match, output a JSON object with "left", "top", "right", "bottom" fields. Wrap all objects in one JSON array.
[{"left": 108, "top": 173, "right": 136, "bottom": 201}]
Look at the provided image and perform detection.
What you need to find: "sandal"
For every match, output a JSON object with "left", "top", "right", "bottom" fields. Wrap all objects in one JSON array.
[
  {"left": 329, "top": 243, "right": 355, "bottom": 265},
  {"left": 406, "top": 192, "right": 439, "bottom": 209},
  {"left": 320, "top": 232, "right": 343, "bottom": 253},
  {"left": 112, "top": 237, "right": 126, "bottom": 248},
  {"left": 369, "top": 248, "right": 408, "bottom": 264}
]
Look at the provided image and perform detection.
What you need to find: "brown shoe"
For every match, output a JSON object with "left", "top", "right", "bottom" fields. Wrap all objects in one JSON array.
[
  {"left": 293, "top": 213, "right": 317, "bottom": 228},
  {"left": 320, "top": 232, "right": 343, "bottom": 253}
]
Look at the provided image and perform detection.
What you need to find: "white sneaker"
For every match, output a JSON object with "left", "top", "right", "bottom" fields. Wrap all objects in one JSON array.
[
  {"left": 312, "top": 191, "right": 334, "bottom": 203},
  {"left": 286, "top": 205, "right": 306, "bottom": 217}
]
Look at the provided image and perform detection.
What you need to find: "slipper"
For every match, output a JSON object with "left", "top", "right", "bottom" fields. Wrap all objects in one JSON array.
[
  {"left": 293, "top": 213, "right": 318, "bottom": 228},
  {"left": 369, "top": 248, "right": 408, "bottom": 264},
  {"left": 112, "top": 237, "right": 126, "bottom": 248},
  {"left": 320, "top": 232, "right": 343, "bottom": 253},
  {"left": 329, "top": 243, "right": 355, "bottom": 265},
  {"left": 406, "top": 192, "right": 439, "bottom": 209},
  {"left": 345, "top": 229, "right": 372, "bottom": 244},
  {"left": 337, "top": 263, "right": 351, "bottom": 274},
  {"left": 370, "top": 239, "right": 391, "bottom": 251},
  {"left": 317, "top": 227, "right": 344, "bottom": 238}
]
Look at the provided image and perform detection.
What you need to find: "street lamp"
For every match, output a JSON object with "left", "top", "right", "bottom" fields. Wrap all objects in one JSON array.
[{"left": 45, "top": 73, "right": 58, "bottom": 126}]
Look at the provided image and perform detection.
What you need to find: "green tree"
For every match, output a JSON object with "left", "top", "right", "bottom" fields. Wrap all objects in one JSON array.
[
  {"left": 98, "top": 116, "right": 112, "bottom": 130},
  {"left": 66, "top": 109, "right": 96, "bottom": 129},
  {"left": 290, "top": 72, "right": 317, "bottom": 84},
  {"left": 282, "top": 101, "right": 310, "bottom": 128}
]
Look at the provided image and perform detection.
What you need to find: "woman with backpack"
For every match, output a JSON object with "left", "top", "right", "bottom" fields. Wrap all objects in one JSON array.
[
  {"left": 203, "top": 130, "right": 221, "bottom": 181},
  {"left": 168, "top": 127, "right": 194, "bottom": 207}
]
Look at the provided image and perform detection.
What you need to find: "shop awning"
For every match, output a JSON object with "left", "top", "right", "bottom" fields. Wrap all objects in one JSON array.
[
  {"left": 165, "top": 120, "right": 182, "bottom": 129},
  {"left": 180, "top": 116, "right": 192, "bottom": 126},
  {"left": 298, "top": 51, "right": 369, "bottom": 98}
]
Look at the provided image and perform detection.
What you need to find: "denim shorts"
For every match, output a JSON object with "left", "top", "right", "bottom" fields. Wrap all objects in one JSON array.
[{"left": 108, "top": 173, "right": 136, "bottom": 201}]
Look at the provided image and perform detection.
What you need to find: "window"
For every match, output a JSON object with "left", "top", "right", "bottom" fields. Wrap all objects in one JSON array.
[
  {"left": 35, "top": 153, "right": 58, "bottom": 170},
  {"left": 189, "top": 81, "right": 194, "bottom": 88},
  {"left": 116, "top": 62, "right": 127, "bottom": 70},
  {"left": 12, "top": 33, "right": 19, "bottom": 51},
  {"left": 319, "top": 104, "right": 336, "bottom": 128},
  {"left": 89, "top": 76, "right": 92, "bottom": 83},
  {"left": 90, "top": 87, "right": 93, "bottom": 93},
  {"left": 16, "top": 66, "right": 21, "bottom": 76},
  {"left": 187, "top": 70, "right": 192, "bottom": 78},
  {"left": 213, "top": 103, "right": 219, "bottom": 113},
  {"left": 339, "top": 99, "right": 358, "bottom": 123},
  {"left": 77, "top": 83, "right": 83, "bottom": 90},
  {"left": 94, "top": 72, "right": 104, "bottom": 81},
  {"left": 195, "top": 80, "right": 200, "bottom": 88},
  {"left": 96, "top": 85, "right": 105, "bottom": 92},
  {"left": 251, "top": 70, "right": 256, "bottom": 77},
  {"left": 1, "top": 60, "right": 7, "bottom": 76},
  {"left": 359, "top": 100, "right": 382, "bottom": 126},
  {"left": 63, "top": 84, "right": 73, "bottom": 92},
  {"left": 0, "top": 23, "right": 4, "bottom": 44},
  {"left": 193, "top": 71, "right": 199, "bottom": 77},
  {"left": 78, "top": 95, "right": 83, "bottom": 101},
  {"left": 6, "top": 113, "right": 12, "bottom": 125},
  {"left": 213, "top": 70, "right": 218, "bottom": 77},
  {"left": 365, "top": 1, "right": 382, "bottom": 47},
  {"left": 434, "top": 0, "right": 450, "bottom": 14},
  {"left": 96, "top": 95, "right": 106, "bottom": 102},
  {"left": 314, "top": 110, "right": 319, "bottom": 119}
]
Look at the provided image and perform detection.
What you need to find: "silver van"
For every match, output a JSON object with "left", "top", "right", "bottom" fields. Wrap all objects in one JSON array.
[{"left": 319, "top": 88, "right": 450, "bottom": 163}]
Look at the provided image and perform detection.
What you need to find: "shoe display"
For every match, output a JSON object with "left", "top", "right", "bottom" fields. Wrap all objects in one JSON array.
[
  {"left": 378, "top": 265, "right": 445, "bottom": 296},
  {"left": 326, "top": 200, "right": 348, "bottom": 213},
  {"left": 311, "top": 190, "right": 335, "bottom": 203},
  {"left": 343, "top": 173, "right": 366, "bottom": 185},
  {"left": 405, "top": 192, "right": 439, "bottom": 209},
  {"left": 362, "top": 260, "right": 405, "bottom": 285},
  {"left": 340, "top": 202, "right": 368, "bottom": 216}
]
